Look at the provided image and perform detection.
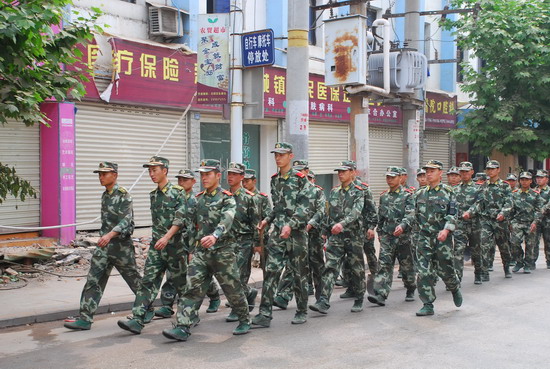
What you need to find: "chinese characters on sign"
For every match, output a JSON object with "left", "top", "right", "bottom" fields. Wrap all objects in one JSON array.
[
  {"left": 424, "top": 92, "right": 457, "bottom": 129},
  {"left": 197, "top": 14, "right": 230, "bottom": 104},
  {"left": 242, "top": 29, "right": 275, "bottom": 68}
]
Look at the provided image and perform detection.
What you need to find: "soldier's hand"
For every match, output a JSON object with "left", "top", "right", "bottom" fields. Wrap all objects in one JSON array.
[
  {"left": 367, "top": 229, "right": 375, "bottom": 239},
  {"left": 496, "top": 214, "right": 505, "bottom": 222},
  {"left": 393, "top": 226, "right": 404, "bottom": 237},
  {"left": 331, "top": 223, "right": 344, "bottom": 235},
  {"left": 257, "top": 220, "right": 268, "bottom": 231},
  {"left": 97, "top": 235, "right": 111, "bottom": 248},
  {"left": 462, "top": 212, "right": 471, "bottom": 220},
  {"left": 201, "top": 235, "right": 217, "bottom": 248},
  {"left": 306, "top": 224, "right": 313, "bottom": 232},
  {"left": 188, "top": 253, "right": 193, "bottom": 262},
  {"left": 154, "top": 237, "right": 169, "bottom": 250},
  {"left": 530, "top": 223, "right": 537, "bottom": 233},
  {"left": 253, "top": 246, "right": 263, "bottom": 254},
  {"left": 437, "top": 229, "right": 450, "bottom": 242},
  {"left": 280, "top": 225, "right": 292, "bottom": 239}
]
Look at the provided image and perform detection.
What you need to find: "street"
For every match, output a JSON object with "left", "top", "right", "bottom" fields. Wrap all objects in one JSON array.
[{"left": 1, "top": 262, "right": 549, "bottom": 369}]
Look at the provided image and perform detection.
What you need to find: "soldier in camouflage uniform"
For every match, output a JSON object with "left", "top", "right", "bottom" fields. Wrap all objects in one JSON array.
[
  {"left": 154, "top": 169, "right": 221, "bottom": 319},
  {"left": 118, "top": 156, "right": 188, "bottom": 335},
  {"left": 474, "top": 172, "right": 488, "bottom": 186},
  {"left": 242, "top": 169, "right": 272, "bottom": 273},
  {"left": 534, "top": 170, "right": 550, "bottom": 269},
  {"left": 65, "top": 162, "right": 141, "bottom": 331},
  {"left": 499, "top": 172, "right": 543, "bottom": 274},
  {"left": 506, "top": 174, "right": 518, "bottom": 190},
  {"left": 446, "top": 166, "right": 461, "bottom": 187},
  {"left": 252, "top": 143, "right": 312, "bottom": 327},
  {"left": 225, "top": 162, "right": 260, "bottom": 322},
  {"left": 414, "top": 160, "right": 462, "bottom": 317},
  {"left": 274, "top": 162, "right": 326, "bottom": 308},
  {"left": 416, "top": 168, "right": 428, "bottom": 188},
  {"left": 454, "top": 161, "right": 482, "bottom": 284},
  {"left": 163, "top": 159, "right": 251, "bottom": 341},
  {"left": 463, "top": 160, "right": 513, "bottom": 280},
  {"left": 309, "top": 161, "right": 366, "bottom": 314},
  {"left": 367, "top": 166, "right": 416, "bottom": 307}
]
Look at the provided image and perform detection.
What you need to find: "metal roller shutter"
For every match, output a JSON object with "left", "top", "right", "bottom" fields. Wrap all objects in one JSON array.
[
  {"left": 309, "top": 122, "right": 349, "bottom": 174},
  {"left": 0, "top": 121, "right": 40, "bottom": 234},
  {"left": 422, "top": 130, "right": 451, "bottom": 172},
  {"left": 369, "top": 126, "right": 404, "bottom": 202},
  {"left": 75, "top": 102, "right": 187, "bottom": 230}
]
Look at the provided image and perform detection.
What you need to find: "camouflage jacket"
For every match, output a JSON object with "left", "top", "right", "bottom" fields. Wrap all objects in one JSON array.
[
  {"left": 100, "top": 184, "right": 134, "bottom": 240},
  {"left": 536, "top": 185, "right": 550, "bottom": 204},
  {"left": 307, "top": 184, "right": 327, "bottom": 230},
  {"left": 265, "top": 168, "right": 311, "bottom": 230},
  {"left": 189, "top": 186, "right": 236, "bottom": 250},
  {"left": 501, "top": 188, "right": 544, "bottom": 224},
  {"left": 150, "top": 182, "right": 186, "bottom": 243},
  {"left": 414, "top": 183, "right": 457, "bottom": 233},
  {"left": 231, "top": 186, "right": 260, "bottom": 242},
  {"left": 355, "top": 179, "right": 378, "bottom": 230},
  {"left": 454, "top": 181, "right": 480, "bottom": 223},
  {"left": 252, "top": 188, "right": 272, "bottom": 221},
  {"left": 468, "top": 179, "right": 511, "bottom": 219},
  {"left": 324, "top": 182, "right": 364, "bottom": 235},
  {"left": 377, "top": 186, "right": 415, "bottom": 235}
]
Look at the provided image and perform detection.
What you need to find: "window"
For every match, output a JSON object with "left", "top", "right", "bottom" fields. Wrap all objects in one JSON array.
[
  {"left": 366, "top": 7, "right": 378, "bottom": 27},
  {"left": 207, "top": 0, "right": 230, "bottom": 14},
  {"left": 457, "top": 47, "right": 465, "bottom": 83},
  {"left": 121, "top": 0, "right": 137, "bottom": 3},
  {"left": 309, "top": 0, "right": 317, "bottom": 45}
]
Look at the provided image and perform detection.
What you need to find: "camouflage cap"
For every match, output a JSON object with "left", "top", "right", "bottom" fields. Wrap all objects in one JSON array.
[
  {"left": 422, "top": 160, "right": 444, "bottom": 170},
  {"left": 93, "top": 161, "right": 118, "bottom": 173},
  {"left": 143, "top": 156, "right": 169, "bottom": 169},
  {"left": 416, "top": 168, "right": 426, "bottom": 176},
  {"left": 399, "top": 167, "right": 408, "bottom": 175},
  {"left": 385, "top": 166, "right": 401, "bottom": 177},
  {"left": 474, "top": 172, "right": 488, "bottom": 181},
  {"left": 485, "top": 160, "right": 500, "bottom": 169},
  {"left": 535, "top": 169, "right": 548, "bottom": 178},
  {"left": 447, "top": 166, "right": 460, "bottom": 175},
  {"left": 307, "top": 170, "right": 316, "bottom": 179},
  {"left": 293, "top": 159, "right": 309, "bottom": 170},
  {"left": 227, "top": 162, "right": 245, "bottom": 174},
  {"left": 197, "top": 159, "right": 221, "bottom": 172},
  {"left": 175, "top": 169, "right": 194, "bottom": 179},
  {"left": 270, "top": 142, "right": 293, "bottom": 154},
  {"left": 244, "top": 169, "right": 256, "bottom": 179},
  {"left": 334, "top": 160, "right": 357, "bottom": 171},
  {"left": 506, "top": 173, "right": 518, "bottom": 181},
  {"left": 459, "top": 161, "right": 474, "bottom": 171},
  {"left": 519, "top": 171, "right": 532, "bottom": 179}
]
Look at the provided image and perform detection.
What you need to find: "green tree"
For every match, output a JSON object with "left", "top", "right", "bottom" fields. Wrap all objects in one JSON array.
[
  {"left": 447, "top": 0, "right": 550, "bottom": 160},
  {"left": 0, "top": 0, "right": 102, "bottom": 203}
]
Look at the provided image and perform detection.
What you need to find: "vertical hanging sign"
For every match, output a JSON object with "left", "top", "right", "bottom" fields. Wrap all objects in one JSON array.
[{"left": 197, "top": 14, "right": 230, "bottom": 104}]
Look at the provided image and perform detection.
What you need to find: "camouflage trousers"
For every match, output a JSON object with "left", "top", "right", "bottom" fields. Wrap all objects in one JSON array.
[
  {"left": 176, "top": 244, "right": 250, "bottom": 327},
  {"left": 480, "top": 218, "right": 511, "bottom": 272},
  {"left": 535, "top": 219, "right": 550, "bottom": 265},
  {"left": 453, "top": 219, "right": 481, "bottom": 280},
  {"left": 258, "top": 228, "right": 309, "bottom": 318},
  {"left": 416, "top": 231, "right": 460, "bottom": 304},
  {"left": 510, "top": 221, "right": 537, "bottom": 267},
  {"left": 276, "top": 228, "right": 325, "bottom": 302},
  {"left": 373, "top": 232, "right": 416, "bottom": 299},
  {"left": 235, "top": 235, "right": 255, "bottom": 297},
  {"left": 321, "top": 230, "right": 366, "bottom": 305},
  {"left": 79, "top": 240, "right": 141, "bottom": 323},
  {"left": 131, "top": 241, "right": 187, "bottom": 321},
  {"left": 342, "top": 235, "right": 378, "bottom": 282}
]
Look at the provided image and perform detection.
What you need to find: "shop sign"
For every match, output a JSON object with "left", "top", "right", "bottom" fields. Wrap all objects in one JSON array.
[{"left": 425, "top": 92, "right": 457, "bottom": 129}]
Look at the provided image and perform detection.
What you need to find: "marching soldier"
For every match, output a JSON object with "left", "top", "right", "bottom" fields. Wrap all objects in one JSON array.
[
  {"left": 534, "top": 169, "right": 550, "bottom": 269},
  {"left": 367, "top": 166, "right": 416, "bottom": 307},
  {"left": 118, "top": 156, "right": 187, "bottom": 335},
  {"left": 309, "top": 161, "right": 365, "bottom": 314},
  {"left": 474, "top": 172, "right": 488, "bottom": 186},
  {"left": 65, "top": 162, "right": 142, "bottom": 331},
  {"left": 416, "top": 168, "right": 428, "bottom": 189},
  {"left": 163, "top": 159, "right": 251, "bottom": 341},
  {"left": 414, "top": 160, "right": 462, "bottom": 316},
  {"left": 446, "top": 166, "right": 461, "bottom": 187},
  {"left": 506, "top": 174, "right": 518, "bottom": 190}
]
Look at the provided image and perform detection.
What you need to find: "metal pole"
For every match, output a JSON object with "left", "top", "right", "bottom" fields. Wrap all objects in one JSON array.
[
  {"left": 349, "top": 2, "right": 369, "bottom": 182},
  {"left": 230, "top": 0, "right": 243, "bottom": 163},
  {"left": 284, "top": 0, "right": 309, "bottom": 160}
]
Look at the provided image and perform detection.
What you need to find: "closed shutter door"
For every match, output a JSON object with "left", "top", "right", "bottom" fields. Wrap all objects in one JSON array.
[
  {"left": 422, "top": 130, "right": 451, "bottom": 172},
  {"left": 369, "top": 126, "right": 404, "bottom": 202},
  {"left": 309, "top": 122, "right": 349, "bottom": 174},
  {"left": 75, "top": 102, "right": 187, "bottom": 230},
  {"left": 0, "top": 121, "right": 40, "bottom": 234}
]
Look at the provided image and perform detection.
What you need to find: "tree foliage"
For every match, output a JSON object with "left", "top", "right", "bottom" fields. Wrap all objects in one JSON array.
[
  {"left": 446, "top": 0, "right": 550, "bottom": 161},
  {"left": 0, "top": 0, "right": 101, "bottom": 203}
]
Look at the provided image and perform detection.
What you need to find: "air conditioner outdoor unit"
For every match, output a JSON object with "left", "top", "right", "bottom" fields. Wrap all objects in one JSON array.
[{"left": 149, "top": 6, "right": 180, "bottom": 38}]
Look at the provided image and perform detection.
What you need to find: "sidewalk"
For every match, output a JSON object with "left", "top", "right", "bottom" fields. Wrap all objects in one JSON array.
[{"left": 0, "top": 265, "right": 265, "bottom": 329}]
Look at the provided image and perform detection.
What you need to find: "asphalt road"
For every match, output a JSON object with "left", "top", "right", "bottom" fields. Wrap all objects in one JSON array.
[{"left": 1, "top": 263, "right": 549, "bottom": 369}]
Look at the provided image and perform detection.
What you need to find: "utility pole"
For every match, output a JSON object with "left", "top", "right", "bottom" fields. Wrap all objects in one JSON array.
[
  {"left": 284, "top": 0, "right": 309, "bottom": 160},
  {"left": 349, "top": 2, "right": 369, "bottom": 182},
  {"left": 230, "top": 0, "right": 243, "bottom": 163},
  {"left": 403, "top": 0, "right": 421, "bottom": 185}
]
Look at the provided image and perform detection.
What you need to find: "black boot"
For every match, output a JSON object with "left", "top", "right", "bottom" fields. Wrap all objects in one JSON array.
[
  {"left": 474, "top": 273, "right": 482, "bottom": 285},
  {"left": 504, "top": 264, "right": 512, "bottom": 278}
]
